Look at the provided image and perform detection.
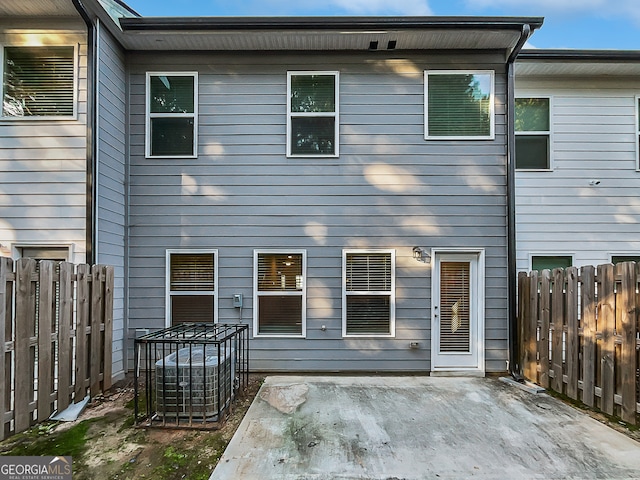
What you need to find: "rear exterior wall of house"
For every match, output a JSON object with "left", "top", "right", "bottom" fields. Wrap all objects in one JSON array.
[{"left": 126, "top": 50, "right": 510, "bottom": 373}]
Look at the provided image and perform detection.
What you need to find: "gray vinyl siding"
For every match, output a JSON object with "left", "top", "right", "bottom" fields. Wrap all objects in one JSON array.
[
  {"left": 515, "top": 76, "right": 640, "bottom": 272},
  {"left": 0, "top": 27, "right": 87, "bottom": 264},
  {"left": 96, "top": 22, "right": 127, "bottom": 379},
  {"left": 127, "top": 52, "right": 509, "bottom": 373}
]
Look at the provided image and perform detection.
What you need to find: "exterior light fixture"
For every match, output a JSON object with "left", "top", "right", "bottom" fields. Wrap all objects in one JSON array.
[{"left": 413, "top": 247, "right": 430, "bottom": 263}]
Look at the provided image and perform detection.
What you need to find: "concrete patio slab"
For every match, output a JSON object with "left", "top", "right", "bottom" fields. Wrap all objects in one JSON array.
[{"left": 211, "top": 376, "right": 640, "bottom": 479}]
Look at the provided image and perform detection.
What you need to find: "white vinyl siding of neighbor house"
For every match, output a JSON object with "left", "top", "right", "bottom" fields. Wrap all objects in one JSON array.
[
  {"left": 515, "top": 77, "right": 640, "bottom": 272},
  {"left": 0, "top": 27, "right": 87, "bottom": 264},
  {"left": 126, "top": 52, "right": 509, "bottom": 372},
  {"left": 96, "top": 22, "right": 126, "bottom": 378}
]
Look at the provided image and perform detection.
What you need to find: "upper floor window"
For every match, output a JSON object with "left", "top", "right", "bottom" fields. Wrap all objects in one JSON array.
[
  {"left": 424, "top": 71, "right": 494, "bottom": 140},
  {"left": 146, "top": 72, "right": 198, "bottom": 158},
  {"left": 343, "top": 250, "right": 395, "bottom": 337},
  {"left": 287, "top": 71, "right": 339, "bottom": 157},
  {"left": 166, "top": 250, "right": 217, "bottom": 326},
  {"left": 254, "top": 250, "right": 306, "bottom": 337},
  {"left": 2, "top": 46, "right": 75, "bottom": 118},
  {"left": 516, "top": 97, "right": 551, "bottom": 170},
  {"left": 636, "top": 96, "right": 639, "bottom": 170}
]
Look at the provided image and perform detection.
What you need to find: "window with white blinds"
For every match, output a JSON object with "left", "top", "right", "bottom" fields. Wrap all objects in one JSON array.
[
  {"left": 166, "top": 250, "right": 216, "bottom": 325},
  {"left": 287, "top": 71, "right": 339, "bottom": 157},
  {"left": 343, "top": 250, "right": 395, "bottom": 336},
  {"left": 254, "top": 251, "right": 306, "bottom": 336},
  {"left": 425, "top": 71, "right": 494, "bottom": 140},
  {"left": 2, "top": 46, "right": 75, "bottom": 118}
]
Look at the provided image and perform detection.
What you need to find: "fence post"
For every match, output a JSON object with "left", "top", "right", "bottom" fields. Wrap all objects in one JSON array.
[
  {"left": 598, "top": 263, "right": 615, "bottom": 415},
  {"left": 57, "top": 262, "right": 73, "bottom": 413},
  {"left": 103, "top": 266, "right": 114, "bottom": 391},
  {"left": 37, "top": 261, "right": 54, "bottom": 423},
  {"left": 581, "top": 265, "right": 596, "bottom": 407},
  {"left": 518, "top": 272, "right": 528, "bottom": 378},
  {"left": 75, "top": 264, "right": 90, "bottom": 402},
  {"left": 539, "top": 269, "right": 551, "bottom": 389},
  {"left": 0, "top": 257, "right": 12, "bottom": 440},
  {"left": 525, "top": 271, "right": 538, "bottom": 382},
  {"left": 90, "top": 265, "right": 103, "bottom": 397},
  {"left": 617, "top": 262, "right": 637, "bottom": 424},
  {"left": 565, "top": 267, "right": 579, "bottom": 400},
  {"left": 14, "top": 259, "right": 36, "bottom": 432},
  {"left": 551, "top": 267, "right": 564, "bottom": 393}
]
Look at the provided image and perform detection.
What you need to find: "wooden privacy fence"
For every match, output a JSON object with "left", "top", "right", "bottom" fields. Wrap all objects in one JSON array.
[
  {"left": 518, "top": 262, "right": 639, "bottom": 424},
  {"left": 0, "top": 257, "right": 114, "bottom": 439}
]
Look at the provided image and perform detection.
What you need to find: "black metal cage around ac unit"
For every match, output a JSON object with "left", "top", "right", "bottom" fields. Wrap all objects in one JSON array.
[{"left": 134, "top": 323, "right": 249, "bottom": 429}]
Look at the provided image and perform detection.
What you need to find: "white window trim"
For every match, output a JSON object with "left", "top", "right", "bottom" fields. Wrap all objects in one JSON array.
[
  {"left": 146, "top": 72, "right": 198, "bottom": 159},
  {"left": 342, "top": 249, "right": 396, "bottom": 338},
  {"left": 529, "top": 252, "right": 574, "bottom": 272},
  {"left": 635, "top": 95, "right": 640, "bottom": 172},
  {"left": 13, "top": 243, "right": 73, "bottom": 262},
  {"left": 287, "top": 71, "right": 339, "bottom": 158},
  {"left": 515, "top": 95, "right": 554, "bottom": 171},
  {"left": 424, "top": 70, "right": 495, "bottom": 141},
  {"left": 253, "top": 249, "right": 307, "bottom": 338},
  {"left": 1, "top": 43, "right": 79, "bottom": 121},
  {"left": 165, "top": 249, "right": 218, "bottom": 327},
  {"left": 609, "top": 252, "right": 640, "bottom": 263}
]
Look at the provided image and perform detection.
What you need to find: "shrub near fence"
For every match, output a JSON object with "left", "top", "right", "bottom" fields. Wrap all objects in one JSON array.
[
  {"left": 518, "top": 262, "right": 640, "bottom": 425},
  {"left": 0, "top": 257, "right": 114, "bottom": 439}
]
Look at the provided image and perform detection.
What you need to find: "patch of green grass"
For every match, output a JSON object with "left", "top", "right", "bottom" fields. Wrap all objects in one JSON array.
[
  {"left": 150, "top": 433, "right": 230, "bottom": 480},
  {"left": 546, "top": 388, "right": 639, "bottom": 432},
  {"left": 4, "top": 419, "right": 94, "bottom": 458}
]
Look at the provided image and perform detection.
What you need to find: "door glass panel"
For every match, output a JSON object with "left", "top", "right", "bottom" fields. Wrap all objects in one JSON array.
[{"left": 440, "top": 262, "right": 470, "bottom": 352}]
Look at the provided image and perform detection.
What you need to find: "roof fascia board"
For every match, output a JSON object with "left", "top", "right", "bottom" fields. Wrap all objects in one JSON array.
[
  {"left": 518, "top": 49, "right": 640, "bottom": 62},
  {"left": 119, "top": 16, "right": 544, "bottom": 32}
]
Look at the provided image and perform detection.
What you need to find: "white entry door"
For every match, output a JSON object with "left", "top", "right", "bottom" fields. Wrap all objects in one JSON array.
[{"left": 431, "top": 250, "right": 485, "bottom": 375}]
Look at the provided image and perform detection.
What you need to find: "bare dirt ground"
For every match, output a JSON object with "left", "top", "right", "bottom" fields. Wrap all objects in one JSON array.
[{"left": 0, "top": 374, "right": 264, "bottom": 480}]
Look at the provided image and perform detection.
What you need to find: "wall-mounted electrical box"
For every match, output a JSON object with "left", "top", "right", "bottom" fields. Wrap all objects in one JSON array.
[{"left": 233, "top": 294, "right": 243, "bottom": 308}]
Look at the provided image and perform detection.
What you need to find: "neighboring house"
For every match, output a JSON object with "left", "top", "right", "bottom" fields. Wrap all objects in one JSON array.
[
  {"left": 0, "top": 1, "right": 88, "bottom": 265},
  {"left": 2, "top": 0, "right": 547, "bottom": 376},
  {"left": 514, "top": 50, "right": 640, "bottom": 272},
  {"left": 0, "top": 0, "right": 136, "bottom": 381}
]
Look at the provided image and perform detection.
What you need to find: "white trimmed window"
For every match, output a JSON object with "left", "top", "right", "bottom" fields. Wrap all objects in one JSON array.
[
  {"left": 146, "top": 72, "right": 198, "bottom": 158},
  {"left": 424, "top": 70, "right": 494, "bottom": 140},
  {"left": 516, "top": 97, "right": 551, "bottom": 170},
  {"left": 2, "top": 45, "right": 76, "bottom": 118},
  {"left": 166, "top": 250, "right": 217, "bottom": 326},
  {"left": 19, "top": 246, "right": 70, "bottom": 262},
  {"left": 287, "top": 71, "right": 339, "bottom": 157},
  {"left": 343, "top": 250, "right": 395, "bottom": 337},
  {"left": 254, "top": 250, "right": 306, "bottom": 337},
  {"left": 531, "top": 255, "right": 572, "bottom": 272},
  {"left": 636, "top": 96, "right": 640, "bottom": 170},
  {"left": 611, "top": 255, "right": 640, "bottom": 265}
]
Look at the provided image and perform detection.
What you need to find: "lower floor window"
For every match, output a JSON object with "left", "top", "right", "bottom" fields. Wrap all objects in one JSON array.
[
  {"left": 611, "top": 255, "right": 640, "bottom": 265},
  {"left": 166, "top": 250, "right": 217, "bottom": 325},
  {"left": 254, "top": 251, "right": 306, "bottom": 336},
  {"left": 343, "top": 250, "right": 395, "bottom": 336},
  {"left": 531, "top": 255, "right": 572, "bottom": 272}
]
